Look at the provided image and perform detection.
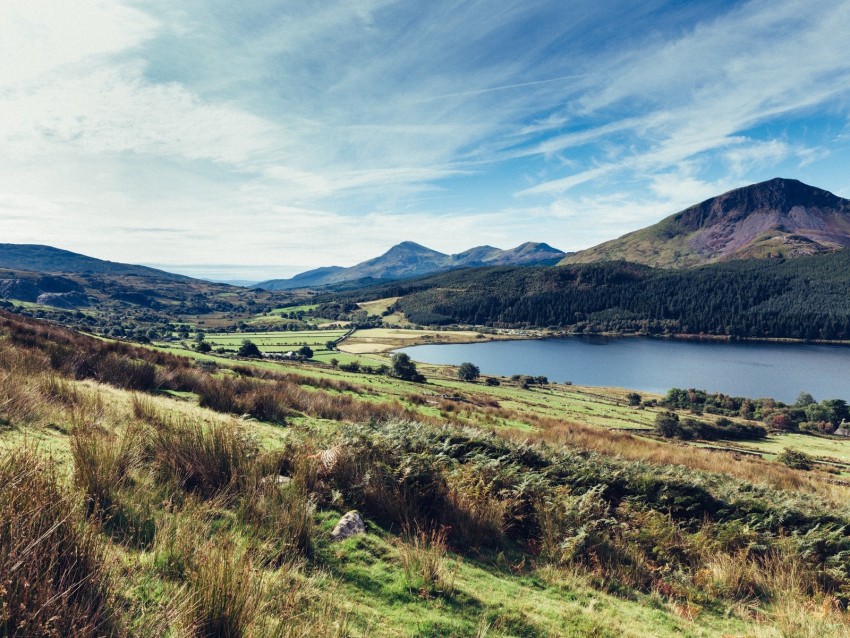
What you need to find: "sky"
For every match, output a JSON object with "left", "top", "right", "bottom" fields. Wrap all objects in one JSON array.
[{"left": 2, "top": 0, "right": 850, "bottom": 281}]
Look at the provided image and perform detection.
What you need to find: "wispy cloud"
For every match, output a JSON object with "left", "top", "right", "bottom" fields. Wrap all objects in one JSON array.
[
  {"left": 1, "top": 0, "right": 849, "bottom": 277},
  {"left": 515, "top": 0, "right": 850, "bottom": 197}
]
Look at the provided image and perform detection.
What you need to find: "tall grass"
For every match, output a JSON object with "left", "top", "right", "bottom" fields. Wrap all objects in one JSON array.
[
  {"left": 398, "top": 527, "right": 454, "bottom": 598},
  {"left": 0, "top": 446, "right": 124, "bottom": 637},
  {"left": 150, "top": 418, "right": 255, "bottom": 500},
  {"left": 240, "top": 476, "right": 315, "bottom": 564},
  {"left": 71, "top": 424, "right": 138, "bottom": 515},
  {"left": 185, "top": 540, "right": 263, "bottom": 638}
]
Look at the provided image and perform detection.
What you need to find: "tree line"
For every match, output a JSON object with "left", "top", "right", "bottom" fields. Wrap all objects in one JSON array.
[{"left": 340, "top": 250, "right": 850, "bottom": 340}]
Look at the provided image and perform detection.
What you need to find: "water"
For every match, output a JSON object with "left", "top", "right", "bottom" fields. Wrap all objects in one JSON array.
[{"left": 397, "top": 336, "right": 850, "bottom": 403}]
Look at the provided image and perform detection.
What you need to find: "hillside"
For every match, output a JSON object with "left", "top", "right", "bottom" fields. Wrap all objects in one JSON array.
[
  {"left": 342, "top": 249, "right": 850, "bottom": 339},
  {"left": 0, "top": 243, "right": 192, "bottom": 280},
  {"left": 0, "top": 260, "right": 299, "bottom": 335},
  {"left": 254, "top": 241, "right": 566, "bottom": 290},
  {"left": 562, "top": 178, "right": 850, "bottom": 267},
  {"left": 3, "top": 309, "right": 850, "bottom": 636}
]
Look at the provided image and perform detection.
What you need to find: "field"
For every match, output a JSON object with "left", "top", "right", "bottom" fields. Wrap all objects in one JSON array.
[
  {"left": 5, "top": 309, "right": 850, "bottom": 637},
  {"left": 339, "top": 327, "right": 507, "bottom": 354}
]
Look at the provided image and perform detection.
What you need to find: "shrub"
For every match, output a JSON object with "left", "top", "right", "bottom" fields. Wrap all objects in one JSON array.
[
  {"left": 777, "top": 449, "right": 814, "bottom": 471},
  {"left": 389, "top": 353, "right": 425, "bottom": 383},
  {"left": 237, "top": 339, "right": 261, "bottom": 358},
  {"left": 297, "top": 345, "right": 314, "bottom": 359},
  {"left": 484, "top": 377, "right": 500, "bottom": 387},
  {"left": 626, "top": 392, "right": 641, "bottom": 406}
]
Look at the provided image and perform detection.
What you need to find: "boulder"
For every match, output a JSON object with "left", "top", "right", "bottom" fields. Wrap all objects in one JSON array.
[{"left": 331, "top": 510, "right": 365, "bottom": 542}]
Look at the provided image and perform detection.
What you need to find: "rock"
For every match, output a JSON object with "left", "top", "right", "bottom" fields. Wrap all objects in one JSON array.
[
  {"left": 331, "top": 510, "right": 365, "bottom": 542},
  {"left": 261, "top": 475, "right": 292, "bottom": 486},
  {"left": 36, "top": 291, "right": 89, "bottom": 308}
]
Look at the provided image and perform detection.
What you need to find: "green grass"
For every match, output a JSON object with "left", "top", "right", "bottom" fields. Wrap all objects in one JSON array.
[
  {"left": 5, "top": 310, "right": 850, "bottom": 636},
  {"left": 728, "top": 432, "right": 850, "bottom": 464},
  {"left": 269, "top": 303, "right": 320, "bottom": 314}
]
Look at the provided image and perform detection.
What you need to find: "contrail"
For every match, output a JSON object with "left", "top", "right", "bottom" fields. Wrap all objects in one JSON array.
[{"left": 415, "top": 73, "right": 589, "bottom": 102}]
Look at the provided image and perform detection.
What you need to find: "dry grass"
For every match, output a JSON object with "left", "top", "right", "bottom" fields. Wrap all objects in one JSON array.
[
  {"left": 0, "top": 445, "right": 124, "bottom": 637},
  {"left": 185, "top": 540, "right": 263, "bottom": 638},
  {"left": 504, "top": 416, "right": 850, "bottom": 501},
  {"left": 150, "top": 418, "right": 255, "bottom": 501}
]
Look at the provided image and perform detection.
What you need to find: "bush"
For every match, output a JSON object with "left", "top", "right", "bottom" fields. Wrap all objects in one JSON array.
[
  {"left": 626, "top": 392, "right": 641, "bottom": 406},
  {"left": 298, "top": 345, "right": 314, "bottom": 359},
  {"left": 484, "top": 377, "right": 500, "bottom": 386},
  {"left": 237, "top": 339, "right": 261, "bottom": 358},
  {"left": 777, "top": 449, "right": 814, "bottom": 471}
]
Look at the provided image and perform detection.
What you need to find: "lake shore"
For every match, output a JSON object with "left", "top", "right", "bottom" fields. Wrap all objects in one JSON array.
[{"left": 338, "top": 325, "right": 850, "bottom": 355}]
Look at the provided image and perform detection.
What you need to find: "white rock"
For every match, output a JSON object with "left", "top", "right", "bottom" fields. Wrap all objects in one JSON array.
[{"left": 331, "top": 510, "right": 366, "bottom": 541}]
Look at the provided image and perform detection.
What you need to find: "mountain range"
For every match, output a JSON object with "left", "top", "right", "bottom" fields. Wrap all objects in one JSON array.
[
  {"left": 562, "top": 178, "right": 850, "bottom": 267},
  {"left": 253, "top": 241, "right": 567, "bottom": 290}
]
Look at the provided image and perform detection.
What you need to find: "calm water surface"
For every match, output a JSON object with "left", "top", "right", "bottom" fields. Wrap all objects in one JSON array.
[{"left": 398, "top": 337, "right": 850, "bottom": 403}]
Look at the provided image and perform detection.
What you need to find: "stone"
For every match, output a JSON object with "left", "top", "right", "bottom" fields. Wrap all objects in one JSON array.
[
  {"left": 261, "top": 475, "right": 292, "bottom": 486},
  {"left": 331, "top": 510, "right": 365, "bottom": 542}
]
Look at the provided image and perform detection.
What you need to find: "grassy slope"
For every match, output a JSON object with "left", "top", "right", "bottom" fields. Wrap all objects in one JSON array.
[{"left": 5, "top": 313, "right": 850, "bottom": 636}]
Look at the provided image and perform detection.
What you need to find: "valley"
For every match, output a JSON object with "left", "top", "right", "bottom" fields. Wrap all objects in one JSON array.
[{"left": 4, "top": 177, "right": 850, "bottom": 637}]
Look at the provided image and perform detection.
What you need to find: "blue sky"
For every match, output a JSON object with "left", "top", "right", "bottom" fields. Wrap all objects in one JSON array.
[{"left": 2, "top": 0, "right": 850, "bottom": 279}]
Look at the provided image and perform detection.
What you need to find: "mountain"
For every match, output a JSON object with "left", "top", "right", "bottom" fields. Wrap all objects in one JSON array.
[
  {"left": 341, "top": 248, "right": 850, "bottom": 340},
  {"left": 561, "top": 178, "right": 850, "bottom": 268},
  {"left": 0, "top": 244, "right": 192, "bottom": 281},
  {"left": 254, "top": 241, "right": 566, "bottom": 290}
]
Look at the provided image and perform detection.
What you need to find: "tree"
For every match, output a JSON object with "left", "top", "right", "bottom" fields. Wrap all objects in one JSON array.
[
  {"left": 389, "top": 353, "right": 425, "bottom": 382},
  {"left": 237, "top": 339, "right": 261, "bottom": 358},
  {"left": 326, "top": 340, "right": 337, "bottom": 351},
  {"left": 457, "top": 362, "right": 480, "bottom": 382},
  {"left": 795, "top": 392, "right": 816, "bottom": 407},
  {"left": 626, "top": 392, "right": 642, "bottom": 406},
  {"left": 298, "top": 345, "right": 314, "bottom": 359},
  {"left": 484, "top": 377, "right": 500, "bottom": 386},
  {"left": 329, "top": 357, "right": 339, "bottom": 369},
  {"left": 654, "top": 412, "right": 680, "bottom": 438},
  {"left": 823, "top": 399, "right": 850, "bottom": 426},
  {"left": 196, "top": 341, "right": 212, "bottom": 353}
]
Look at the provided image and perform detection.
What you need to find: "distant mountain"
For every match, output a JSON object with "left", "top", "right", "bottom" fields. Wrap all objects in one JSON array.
[
  {"left": 561, "top": 178, "right": 850, "bottom": 268},
  {"left": 0, "top": 244, "right": 191, "bottom": 281},
  {"left": 254, "top": 241, "right": 566, "bottom": 290}
]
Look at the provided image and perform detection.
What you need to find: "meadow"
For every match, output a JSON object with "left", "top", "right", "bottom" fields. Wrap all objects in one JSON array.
[{"left": 4, "top": 309, "right": 850, "bottom": 636}]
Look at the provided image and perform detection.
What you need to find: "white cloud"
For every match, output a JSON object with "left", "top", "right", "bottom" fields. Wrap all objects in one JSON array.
[
  {"left": 516, "top": 0, "right": 850, "bottom": 196},
  {"left": 0, "top": 0, "right": 156, "bottom": 86},
  {"left": 1, "top": 1, "right": 850, "bottom": 278}
]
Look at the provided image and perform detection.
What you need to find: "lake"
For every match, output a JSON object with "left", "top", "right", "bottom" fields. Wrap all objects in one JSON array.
[{"left": 397, "top": 336, "right": 850, "bottom": 403}]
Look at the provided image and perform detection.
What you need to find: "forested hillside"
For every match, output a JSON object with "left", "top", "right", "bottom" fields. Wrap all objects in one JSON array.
[{"left": 350, "top": 249, "right": 850, "bottom": 339}]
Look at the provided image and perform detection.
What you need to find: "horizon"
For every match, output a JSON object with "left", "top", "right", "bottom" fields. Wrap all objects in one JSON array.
[{"left": 3, "top": 2, "right": 850, "bottom": 279}]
